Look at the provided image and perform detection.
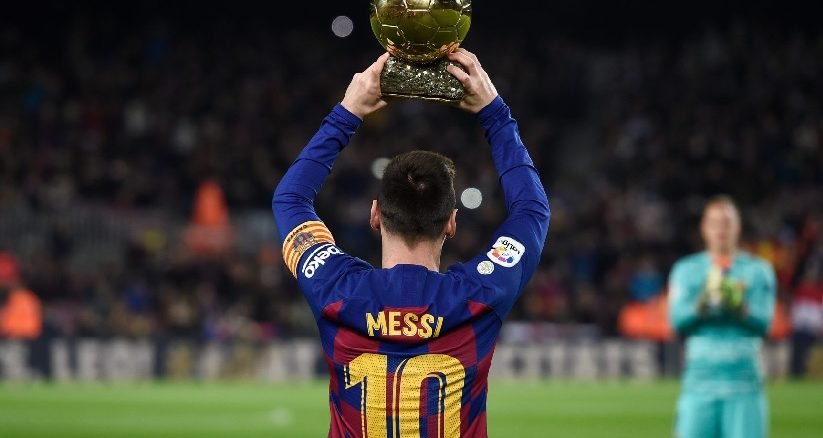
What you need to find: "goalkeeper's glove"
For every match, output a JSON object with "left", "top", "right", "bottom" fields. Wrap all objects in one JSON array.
[{"left": 719, "top": 279, "right": 745, "bottom": 315}]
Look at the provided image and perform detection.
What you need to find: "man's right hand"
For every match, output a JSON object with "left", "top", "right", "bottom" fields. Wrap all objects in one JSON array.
[
  {"left": 446, "top": 48, "right": 499, "bottom": 114},
  {"left": 341, "top": 53, "right": 390, "bottom": 120}
]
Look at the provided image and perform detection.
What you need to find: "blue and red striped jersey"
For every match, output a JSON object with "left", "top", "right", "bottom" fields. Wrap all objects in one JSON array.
[{"left": 273, "top": 96, "right": 550, "bottom": 437}]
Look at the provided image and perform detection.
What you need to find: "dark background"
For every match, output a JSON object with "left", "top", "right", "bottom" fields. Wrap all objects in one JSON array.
[{"left": 0, "top": 1, "right": 820, "bottom": 357}]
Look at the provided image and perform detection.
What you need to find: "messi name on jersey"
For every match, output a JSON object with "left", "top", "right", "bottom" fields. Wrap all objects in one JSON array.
[{"left": 366, "top": 310, "right": 445, "bottom": 339}]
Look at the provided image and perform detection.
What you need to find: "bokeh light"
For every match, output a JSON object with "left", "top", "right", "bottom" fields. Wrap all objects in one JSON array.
[
  {"left": 460, "top": 187, "right": 483, "bottom": 209},
  {"left": 331, "top": 16, "right": 354, "bottom": 38},
  {"left": 371, "top": 157, "right": 391, "bottom": 179}
]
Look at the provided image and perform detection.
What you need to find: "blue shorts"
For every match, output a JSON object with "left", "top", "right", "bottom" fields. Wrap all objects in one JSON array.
[{"left": 675, "top": 392, "right": 767, "bottom": 438}]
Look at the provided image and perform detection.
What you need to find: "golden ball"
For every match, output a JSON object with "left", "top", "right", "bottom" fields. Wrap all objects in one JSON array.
[{"left": 370, "top": 0, "right": 472, "bottom": 64}]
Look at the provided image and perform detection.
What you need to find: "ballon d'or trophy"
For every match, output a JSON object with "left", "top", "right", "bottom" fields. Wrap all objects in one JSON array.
[{"left": 370, "top": 0, "right": 472, "bottom": 102}]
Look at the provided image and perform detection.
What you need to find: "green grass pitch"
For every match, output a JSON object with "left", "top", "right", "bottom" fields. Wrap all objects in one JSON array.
[{"left": 0, "top": 380, "right": 820, "bottom": 437}]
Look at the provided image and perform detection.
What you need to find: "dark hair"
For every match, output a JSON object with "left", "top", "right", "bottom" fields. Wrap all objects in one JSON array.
[{"left": 377, "top": 150, "right": 456, "bottom": 245}]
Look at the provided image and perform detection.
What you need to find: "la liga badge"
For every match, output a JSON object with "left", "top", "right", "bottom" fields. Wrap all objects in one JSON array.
[{"left": 486, "top": 236, "right": 525, "bottom": 268}]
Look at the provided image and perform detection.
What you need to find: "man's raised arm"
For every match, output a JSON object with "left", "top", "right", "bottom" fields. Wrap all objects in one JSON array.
[
  {"left": 477, "top": 95, "right": 551, "bottom": 290},
  {"left": 447, "top": 49, "right": 551, "bottom": 313},
  {"left": 273, "top": 54, "right": 389, "bottom": 277}
]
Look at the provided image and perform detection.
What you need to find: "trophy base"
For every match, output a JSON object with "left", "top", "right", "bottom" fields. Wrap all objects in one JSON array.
[{"left": 380, "top": 56, "right": 466, "bottom": 103}]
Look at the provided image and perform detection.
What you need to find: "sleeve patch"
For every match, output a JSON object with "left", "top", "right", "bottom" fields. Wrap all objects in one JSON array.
[
  {"left": 282, "top": 221, "right": 335, "bottom": 277},
  {"left": 477, "top": 260, "right": 495, "bottom": 275},
  {"left": 486, "top": 236, "right": 525, "bottom": 268}
]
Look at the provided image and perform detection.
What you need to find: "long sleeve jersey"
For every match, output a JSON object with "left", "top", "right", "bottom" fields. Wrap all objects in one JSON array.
[{"left": 272, "top": 97, "right": 550, "bottom": 437}]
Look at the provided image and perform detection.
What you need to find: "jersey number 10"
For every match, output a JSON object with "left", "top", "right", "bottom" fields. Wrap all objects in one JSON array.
[{"left": 344, "top": 353, "right": 466, "bottom": 438}]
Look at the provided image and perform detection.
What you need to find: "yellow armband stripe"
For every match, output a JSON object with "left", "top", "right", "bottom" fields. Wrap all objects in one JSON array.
[{"left": 282, "top": 221, "right": 335, "bottom": 277}]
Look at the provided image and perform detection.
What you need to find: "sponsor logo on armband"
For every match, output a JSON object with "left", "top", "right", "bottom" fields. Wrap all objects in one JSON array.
[
  {"left": 486, "top": 236, "right": 525, "bottom": 268},
  {"left": 301, "top": 244, "right": 343, "bottom": 279}
]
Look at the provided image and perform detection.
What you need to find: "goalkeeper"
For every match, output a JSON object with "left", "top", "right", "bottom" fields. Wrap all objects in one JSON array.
[{"left": 668, "top": 195, "right": 776, "bottom": 438}]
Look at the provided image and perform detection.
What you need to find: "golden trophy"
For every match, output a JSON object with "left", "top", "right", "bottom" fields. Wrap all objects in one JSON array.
[{"left": 370, "top": 0, "right": 472, "bottom": 102}]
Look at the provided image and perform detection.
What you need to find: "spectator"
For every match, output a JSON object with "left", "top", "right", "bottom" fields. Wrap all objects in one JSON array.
[
  {"left": 790, "top": 248, "right": 823, "bottom": 377},
  {"left": 0, "top": 252, "right": 42, "bottom": 340},
  {"left": 0, "top": 8, "right": 819, "bottom": 341}
]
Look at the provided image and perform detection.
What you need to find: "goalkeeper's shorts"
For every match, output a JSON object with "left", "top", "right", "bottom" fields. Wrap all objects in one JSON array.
[{"left": 675, "top": 391, "right": 767, "bottom": 438}]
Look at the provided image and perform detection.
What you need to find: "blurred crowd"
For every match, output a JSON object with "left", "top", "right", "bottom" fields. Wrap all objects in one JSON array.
[{"left": 0, "top": 12, "right": 821, "bottom": 359}]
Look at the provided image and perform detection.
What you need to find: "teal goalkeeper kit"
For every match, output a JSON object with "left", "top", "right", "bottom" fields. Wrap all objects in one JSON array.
[{"left": 669, "top": 251, "right": 776, "bottom": 438}]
